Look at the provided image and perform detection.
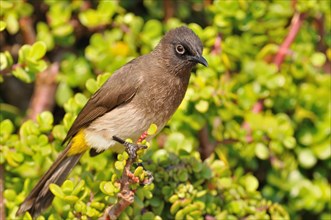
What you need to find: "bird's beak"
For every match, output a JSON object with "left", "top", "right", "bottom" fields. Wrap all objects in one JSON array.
[{"left": 189, "top": 55, "right": 208, "bottom": 67}]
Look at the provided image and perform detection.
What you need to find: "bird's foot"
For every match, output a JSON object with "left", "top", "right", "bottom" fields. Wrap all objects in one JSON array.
[
  {"left": 112, "top": 136, "right": 147, "bottom": 160},
  {"left": 134, "top": 162, "right": 154, "bottom": 185},
  {"left": 141, "top": 170, "right": 154, "bottom": 185}
]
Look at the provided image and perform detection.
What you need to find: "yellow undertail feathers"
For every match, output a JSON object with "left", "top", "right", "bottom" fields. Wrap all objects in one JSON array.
[{"left": 67, "top": 129, "right": 89, "bottom": 156}]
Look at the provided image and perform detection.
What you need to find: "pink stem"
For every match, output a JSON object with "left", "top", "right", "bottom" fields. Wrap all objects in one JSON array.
[{"left": 273, "top": 12, "right": 306, "bottom": 69}]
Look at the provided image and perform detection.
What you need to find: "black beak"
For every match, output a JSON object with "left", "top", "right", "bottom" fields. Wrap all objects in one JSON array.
[{"left": 189, "top": 55, "right": 208, "bottom": 67}]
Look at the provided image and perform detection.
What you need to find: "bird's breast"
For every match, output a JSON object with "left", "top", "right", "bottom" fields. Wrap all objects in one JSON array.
[
  {"left": 85, "top": 104, "right": 155, "bottom": 152},
  {"left": 137, "top": 73, "right": 189, "bottom": 125}
]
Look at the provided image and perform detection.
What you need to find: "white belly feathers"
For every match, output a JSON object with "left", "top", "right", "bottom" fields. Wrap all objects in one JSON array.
[{"left": 84, "top": 105, "right": 154, "bottom": 153}]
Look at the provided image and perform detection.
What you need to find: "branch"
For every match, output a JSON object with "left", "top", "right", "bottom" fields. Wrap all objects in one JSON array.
[
  {"left": 163, "top": 0, "right": 174, "bottom": 22},
  {"left": 243, "top": 100, "right": 264, "bottom": 143},
  {"left": 211, "top": 34, "right": 222, "bottom": 55},
  {"left": 26, "top": 62, "right": 59, "bottom": 120},
  {"left": 198, "top": 125, "right": 215, "bottom": 160},
  {"left": 0, "top": 164, "right": 5, "bottom": 220},
  {"left": 273, "top": 12, "right": 306, "bottom": 70},
  {"left": 19, "top": 16, "right": 36, "bottom": 44},
  {"left": 100, "top": 158, "right": 136, "bottom": 220},
  {"left": 100, "top": 133, "right": 152, "bottom": 220}
]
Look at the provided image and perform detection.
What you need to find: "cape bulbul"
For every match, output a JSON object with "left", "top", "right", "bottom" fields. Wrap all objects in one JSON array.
[{"left": 17, "top": 26, "right": 208, "bottom": 217}]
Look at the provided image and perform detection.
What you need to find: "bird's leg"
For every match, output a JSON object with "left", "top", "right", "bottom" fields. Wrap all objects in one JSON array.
[{"left": 112, "top": 136, "right": 147, "bottom": 160}]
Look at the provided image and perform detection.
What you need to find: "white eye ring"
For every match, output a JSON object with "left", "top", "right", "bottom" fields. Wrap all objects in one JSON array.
[{"left": 175, "top": 44, "right": 185, "bottom": 54}]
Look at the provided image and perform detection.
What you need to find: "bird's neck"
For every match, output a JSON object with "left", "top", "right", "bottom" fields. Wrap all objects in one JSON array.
[{"left": 136, "top": 53, "right": 191, "bottom": 127}]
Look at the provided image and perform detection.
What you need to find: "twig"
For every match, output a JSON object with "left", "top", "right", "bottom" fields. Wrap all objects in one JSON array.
[
  {"left": 27, "top": 62, "right": 59, "bottom": 120},
  {"left": 19, "top": 16, "right": 36, "bottom": 45},
  {"left": 163, "top": 0, "right": 174, "bottom": 22},
  {"left": 204, "top": 0, "right": 213, "bottom": 6},
  {"left": 273, "top": 12, "right": 306, "bottom": 70},
  {"left": 243, "top": 100, "right": 264, "bottom": 143},
  {"left": 211, "top": 34, "right": 222, "bottom": 55},
  {"left": 100, "top": 158, "right": 136, "bottom": 220},
  {"left": 100, "top": 133, "right": 150, "bottom": 220},
  {"left": 0, "top": 164, "right": 5, "bottom": 220},
  {"left": 198, "top": 125, "right": 215, "bottom": 160}
]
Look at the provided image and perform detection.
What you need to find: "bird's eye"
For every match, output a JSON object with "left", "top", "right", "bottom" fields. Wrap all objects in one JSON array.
[{"left": 175, "top": 44, "right": 185, "bottom": 55}]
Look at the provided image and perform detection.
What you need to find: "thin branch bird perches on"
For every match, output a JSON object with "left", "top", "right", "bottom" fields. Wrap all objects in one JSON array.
[{"left": 100, "top": 132, "right": 153, "bottom": 220}]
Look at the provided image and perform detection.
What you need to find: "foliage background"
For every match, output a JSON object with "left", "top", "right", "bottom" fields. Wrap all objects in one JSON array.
[{"left": 0, "top": 0, "right": 330, "bottom": 219}]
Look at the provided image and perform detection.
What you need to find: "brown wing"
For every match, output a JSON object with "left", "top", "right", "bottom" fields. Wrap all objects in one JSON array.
[{"left": 63, "top": 60, "right": 140, "bottom": 144}]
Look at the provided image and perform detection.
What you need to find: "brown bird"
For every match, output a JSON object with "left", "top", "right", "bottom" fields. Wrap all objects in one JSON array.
[{"left": 17, "top": 26, "right": 207, "bottom": 217}]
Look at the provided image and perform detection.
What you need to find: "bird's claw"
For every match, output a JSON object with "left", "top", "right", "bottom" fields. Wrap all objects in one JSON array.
[{"left": 112, "top": 136, "right": 147, "bottom": 160}]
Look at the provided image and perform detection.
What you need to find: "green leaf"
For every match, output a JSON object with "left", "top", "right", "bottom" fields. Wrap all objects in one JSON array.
[
  {"left": 310, "top": 52, "right": 326, "bottom": 67},
  {"left": 62, "top": 180, "right": 74, "bottom": 194},
  {"left": 4, "top": 189, "right": 17, "bottom": 201},
  {"left": 56, "top": 82, "right": 73, "bottom": 106},
  {"left": 36, "top": 22, "right": 54, "bottom": 51},
  {"left": 312, "top": 141, "right": 331, "bottom": 160},
  {"left": 74, "top": 201, "right": 86, "bottom": 213},
  {"left": 72, "top": 180, "right": 85, "bottom": 195},
  {"left": 114, "top": 161, "right": 125, "bottom": 171},
  {"left": 141, "top": 212, "right": 155, "bottom": 220},
  {"left": 5, "top": 12, "right": 19, "bottom": 34},
  {"left": 12, "top": 66, "right": 32, "bottom": 83},
  {"left": 52, "top": 124, "right": 66, "bottom": 141},
  {"left": 37, "top": 111, "right": 54, "bottom": 132},
  {"left": 52, "top": 23, "right": 73, "bottom": 37},
  {"left": 0, "top": 1, "right": 13, "bottom": 9},
  {"left": 0, "top": 51, "right": 13, "bottom": 71},
  {"left": 97, "top": 72, "right": 112, "bottom": 86},
  {"left": 152, "top": 149, "right": 169, "bottom": 164},
  {"left": 38, "top": 135, "right": 49, "bottom": 146},
  {"left": 134, "top": 166, "right": 144, "bottom": 177},
  {"left": 18, "top": 45, "right": 32, "bottom": 64},
  {"left": 244, "top": 175, "right": 259, "bottom": 192},
  {"left": 49, "top": 183, "right": 65, "bottom": 198},
  {"left": 20, "top": 120, "right": 40, "bottom": 137},
  {"left": 63, "top": 195, "right": 79, "bottom": 203},
  {"left": 255, "top": 143, "right": 269, "bottom": 160},
  {"left": 29, "top": 41, "right": 47, "bottom": 60},
  {"left": 298, "top": 149, "right": 317, "bottom": 169},
  {"left": 74, "top": 93, "right": 88, "bottom": 107},
  {"left": 6, "top": 152, "right": 22, "bottom": 167},
  {"left": 218, "top": 177, "right": 232, "bottom": 188},
  {"left": 195, "top": 100, "right": 209, "bottom": 113},
  {"left": 0, "top": 21, "right": 7, "bottom": 31},
  {"left": 85, "top": 78, "right": 99, "bottom": 94},
  {"left": 90, "top": 201, "right": 105, "bottom": 210},
  {"left": 178, "top": 170, "right": 189, "bottom": 182},
  {"left": 283, "top": 136, "right": 296, "bottom": 149},
  {"left": 147, "top": 123, "right": 158, "bottom": 135},
  {"left": 27, "top": 59, "right": 47, "bottom": 73},
  {"left": 142, "top": 19, "right": 163, "bottom": 39},
  {"left": 79, "top": 9, "right": 99, "bottom": 28},
  {"left": 0, "top": 119, "right": 14, "bottom": 136},
  {"left": 100, "top": 181, "right": 117, "bottom": 196}
]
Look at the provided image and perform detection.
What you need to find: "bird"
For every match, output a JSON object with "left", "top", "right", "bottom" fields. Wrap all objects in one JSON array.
[{"left": 16, "top": 26, "right": 208, "bottom": 217}]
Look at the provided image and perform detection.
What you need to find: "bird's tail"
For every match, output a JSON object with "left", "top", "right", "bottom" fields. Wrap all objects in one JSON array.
[{"left": 16, "top": 144, "right": 84, "bottom": 218}]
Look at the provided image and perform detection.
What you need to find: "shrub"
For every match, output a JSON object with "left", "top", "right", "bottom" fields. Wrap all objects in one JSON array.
[{"left": 1, "top": 0, "right": 330, "bottom": 219}]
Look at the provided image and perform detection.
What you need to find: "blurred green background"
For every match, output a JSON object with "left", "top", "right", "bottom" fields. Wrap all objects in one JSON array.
[{"left": 0, "top": 0, "right": 330, "bottom": 219}]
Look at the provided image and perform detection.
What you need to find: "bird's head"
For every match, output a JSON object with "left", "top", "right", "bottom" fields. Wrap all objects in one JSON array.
[{"left": 154, "top": 26, "right": 208, "bottom": 74}]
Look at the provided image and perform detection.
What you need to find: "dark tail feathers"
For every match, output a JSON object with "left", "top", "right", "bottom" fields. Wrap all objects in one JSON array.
[{"left": 16, "top": 145, "right": 83, "bottom": 218}]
